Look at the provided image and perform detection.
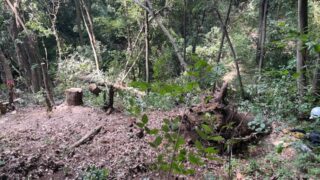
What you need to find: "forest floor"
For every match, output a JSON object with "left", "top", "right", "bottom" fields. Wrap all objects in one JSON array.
[{"left": 0, "top": 103, "right": 305, "bottom": 179}]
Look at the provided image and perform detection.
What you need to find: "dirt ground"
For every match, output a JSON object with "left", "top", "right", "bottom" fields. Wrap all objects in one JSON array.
[
  {"left": 0, "top": 104, "right": 226, "bottom": 179},
  {"left": 0, "top": 102, "right": 305, "bottom": 179}
]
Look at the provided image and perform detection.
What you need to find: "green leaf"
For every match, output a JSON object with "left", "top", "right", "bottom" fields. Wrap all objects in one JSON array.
[
  {"left": 129, "top": 81, "right": 149, "bottom": 91},
  {"left": 188, "top": 153, "right": 203, "bottom": 165},
  {"left": 150, "top": 136, "right": 162, "bottom": 148},
  {"left": 196, "top": 127, "right": 207, "bottom": 140},
  {"left": 208, "top": 135, "right": 225, "bottom": 142},
  {"left": 314, "top": 44, "right": 320, "bottom": 53},
  {"left": 195, "top": 140, "right": 204, "bottom": 151},
  {"left": 176, "top": 136, "right": 185, "bottom": 149},
  {"left": 136, "top": 122, "right": 144, "bottom": 128},
  {"left": 201, "top": 124, "right": 212, "bottom": 134},
  {"left": 148, "top": 129, "right": 159, "bottom": 135},
  {"left": 185, "top": 169, "right": 196, "bottom": 175},
  {"left": 141, "top": 114, "right": 148, "bottom": 124},
  {"left": 205, "top": 147, "right": 218, "bottom": 154},
  {"left": 161, "top": 124, "right": 170, "bottom": 133},
  {"left": 177, "top": 149, "right": 187, "bottom": 161}
]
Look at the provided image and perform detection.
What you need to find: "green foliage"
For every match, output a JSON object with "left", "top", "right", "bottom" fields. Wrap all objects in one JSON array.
[
  {"left": 248, "top": 113, "right": 269, "bottom": 133},
  {"left": 137, "top": 115, "right": 219, "bottom": 176},
  {"left": 294, "top": 152, "right": 320, "bottom": 178},
  {"left": 81, "top": 166, "right": 109, "bottom": 180}
]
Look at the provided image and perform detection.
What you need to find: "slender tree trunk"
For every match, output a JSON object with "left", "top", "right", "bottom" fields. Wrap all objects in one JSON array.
[
  {"left": 0, "top": 49, "right": 14, "bottom": 105},
  {"left": 183, "top": 0, "right": 187, "bottom": 63},
  {"left": 192, "top": 10, "right": 206, "bottom": 54},
  {"left": 133, "top": 0, "right": 188, "bottom": 70},
  {"left": 49, "top": 0, "right": 62, "bottom": 62},
  {"left": 217, "top": 0, "right": 232, "bottom": 64},
  {"left": 297, "top": 0, "right": 308, "bottom": 100},
  {"left": 216, "top": 9, "right": 246, "bottom": 99},
  {"left": 312, "top": 53, "right": 320, "bottom": 96},
  {"left": 74, "top": 0, "right": 84, "bottom": 45},
  {"left": 79, "top": 0, "right": 100, "bottom": 72},
  {"left": 145, "top": 1, "right": 150, "bottom": 83},
  {"left": 256, "top": 0, "right": 269, "bottom": 72},
  {"left": 41, "top": 62, "right": 55, "bottom": 110}
]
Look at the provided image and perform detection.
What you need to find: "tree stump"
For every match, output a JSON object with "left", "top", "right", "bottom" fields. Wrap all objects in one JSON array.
[
  {"left": 0, "top": 102, "right": 6, "bottom": 114},
  {"left": 88, "top": 83, "right": 102, "bottom": 96},
  {"left": 65, "top": 88, "right": 83, "bottom": 106}
]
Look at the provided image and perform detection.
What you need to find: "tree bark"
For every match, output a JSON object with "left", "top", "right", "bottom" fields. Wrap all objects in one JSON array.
[
  {"left": 5, "top": 1, "right": 44, "bottom": 92},
  {"left": 145, "top": 0, "right": 150, "bottom": 83},
  {"left": 0, "top": 49, "right": 14, "bottom": 106},
  {"left": 215, "top": 9, "right": 246, "bottom": 99},
  {"left": 65, "top": 88, "right": 83, "bottom": 106},
  {"left": 41, "top": 62, "right": 55, "bottom": 108},
  {"left": 192, "top": 10, "right": 206, "bottom": 54},
  {"left": 79, "top": 0, "right": 100, "bottom": 72},
  {"left": 297, "top": 0, "right": 308, "bottom": 100},
  {"left": 312, "top": 53, "right": 320, "bottom": 96},
  {"left": 217, "top": 0, "right": 232, "bottom": 64},
  {"left": 74, "top": 0, "right": 84, "bottom": 45},
  {"left": 48, "top": 0, "right": 62, "bottom": 62},
  {"left": 256, "top": 0, "right": 269, "bottom": 72}
]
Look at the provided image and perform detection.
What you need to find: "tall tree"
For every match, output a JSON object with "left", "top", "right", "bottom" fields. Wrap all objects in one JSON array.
[
  {"left": 133, "top": 0, "right": 188, "bottom": 71},
  {"left": 0, "top": 49, "right": 14, "bottom": 105},
  {"left": 297, "top": 0, "right": 308, "bottom": 100},
  {"left": 256, "top": 0, "right": 269, "bottom": 72},
  {"left": 145, "top": 0, "right": 150, "bottom": 83},
  {"left": 79, "top": 0, "right": 101, "bottom": 72},
  {"left": 215, "top": 8, "right": 246, "bottom": 99}
]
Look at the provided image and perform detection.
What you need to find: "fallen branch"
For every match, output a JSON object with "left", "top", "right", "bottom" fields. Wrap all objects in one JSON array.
[
  {"left": 70, "top": 125, "right": 102, "bottom": 148},
  {"left": 78, "top": 75, "right": 146, "bottom": 97}
]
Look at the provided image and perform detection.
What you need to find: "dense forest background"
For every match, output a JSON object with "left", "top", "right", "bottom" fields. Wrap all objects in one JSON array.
[{"left": 0, "top": 0, "right": 320, "bottom": 179}]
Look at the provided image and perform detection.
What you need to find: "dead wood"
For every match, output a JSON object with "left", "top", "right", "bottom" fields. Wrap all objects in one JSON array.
[
  {"left": 88, "top": 83, "right": 102, "bottom": 96},
  {"left": 179, "top": 82, "right": 258, "bottom": 148},
  {"left": 70, "top": 125, "right": 102, "bottom": 148},
  {"left": 78, "top": 75, "right": 146, "bottom": 97}
]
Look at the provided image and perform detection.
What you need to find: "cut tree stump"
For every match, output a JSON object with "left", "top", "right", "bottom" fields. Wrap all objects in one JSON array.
[
  {"left": 88, "top": 83, "right": 102, "bottom": 96},
  {"left": 0, "top": 102, "right": 6, "bottom": 114},
  {"left": 65, "top": 88, "right": 83, "bottom": 106}
]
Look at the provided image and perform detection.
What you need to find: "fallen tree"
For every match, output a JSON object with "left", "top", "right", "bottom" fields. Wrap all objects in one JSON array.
[
  {"left": 178, "top": 82, "right": 268, "bottom": 151},
  {"left": 78, "top": 75, "right": 146, "bottom": 97}
]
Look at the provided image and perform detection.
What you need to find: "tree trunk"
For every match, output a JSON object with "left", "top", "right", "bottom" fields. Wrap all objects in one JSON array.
[
  {"left": 297, "top": 0, "right": 308, "bottom": 100},
  {"left": 217, "top": 0, "right": 232, "bottom": 64},
  {"left": 256, "top": 0, "right": 269, "bottom": 72},
  {"left": 183, "top": 0, "right": 187, "bottom": 63},
  {"left": 41, "top": 62, "right": 55, "bottom": 108},
  {"left": 103, "top": 85, "right": 115, "bottom": 114},
  {"left": 191, "top": 10, "right": 206, "bottom": 54},
  {"left": 74, "top": 0, "right": 84, "bottom": 45},
  {"left": 215, "top": 9, "right": 246, "bottom": 99},
  {"left": 5, "top": 0, "right": 43, "bottom": 92},
  {"left": 0, "top": 49, "right": 14, "bottom": 106},
  {"left": 79, "top": 0, "right": 100, "bottom": 72},
  {"left": 145, "top": 1, "right": 151, "bottom": 83},
  {"left": 312, "top": 53, "right": 320, "bottom": 96}
]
